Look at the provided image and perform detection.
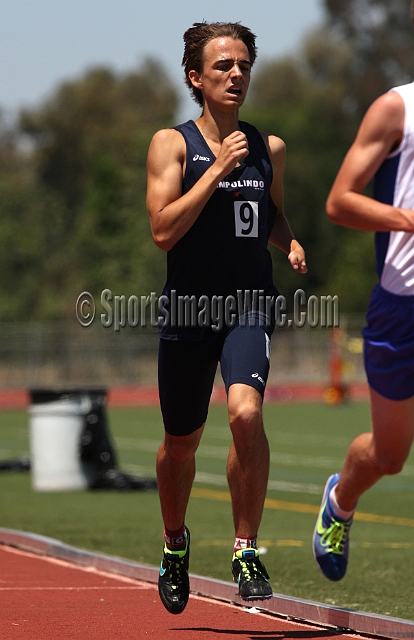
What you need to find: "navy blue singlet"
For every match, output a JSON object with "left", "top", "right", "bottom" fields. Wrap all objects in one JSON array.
[{"left": 160, "top": 120, "right": 278, "bottom": 339}]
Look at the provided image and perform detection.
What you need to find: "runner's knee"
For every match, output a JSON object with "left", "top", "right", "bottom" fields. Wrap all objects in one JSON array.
[
  {"left": 163, "top": 429, "right": 202, "bottom": 462},
  {"left": 228, "top": 400, "right": 263, "bottom": 435},
  {"left": 373, "top": 449, "right": 407, "bottom": 476}
]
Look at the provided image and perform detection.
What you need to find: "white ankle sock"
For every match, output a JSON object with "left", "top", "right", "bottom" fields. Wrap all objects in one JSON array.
[{"left": 329, "top": 486, "right": 355, "bottom": 521}]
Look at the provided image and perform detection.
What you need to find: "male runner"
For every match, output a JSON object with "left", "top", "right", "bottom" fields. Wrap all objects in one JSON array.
[
  {"left": 147, "top": 21, "right": 307, "bottom": 614},
  {"left": 313, "top": 2, "right": 414, "bottom": 582}
]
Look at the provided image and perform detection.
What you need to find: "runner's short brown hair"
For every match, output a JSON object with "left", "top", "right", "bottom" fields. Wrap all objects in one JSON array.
[{"left": 182, "top": 22, "right": 257, "bottom": 107}]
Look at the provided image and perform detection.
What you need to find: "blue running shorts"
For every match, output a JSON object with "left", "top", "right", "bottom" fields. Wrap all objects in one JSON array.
[
  {"left": 158, "top": 316, "right": 273, "bottom": 436},
  {"left": 363, "top": 284, "right": 414, "bottom": 401}
]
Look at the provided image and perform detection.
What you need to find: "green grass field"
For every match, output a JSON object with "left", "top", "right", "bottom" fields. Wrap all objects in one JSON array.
[{"left": 1, "top": 401, "right": 414, "bottom": 621}]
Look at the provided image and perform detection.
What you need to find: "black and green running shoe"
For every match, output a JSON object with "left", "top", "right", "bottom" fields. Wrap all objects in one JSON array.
[
  {"left": 158, "top": 527, "right": 190, "bottom": 614},
  {"left": 232, "top": 548, "right": 273, "bottom": 601}
]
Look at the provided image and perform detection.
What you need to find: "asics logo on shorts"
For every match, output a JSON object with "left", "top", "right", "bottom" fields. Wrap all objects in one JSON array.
[{"left": 251, "top": 372, "right": 265, "bottom": 386}]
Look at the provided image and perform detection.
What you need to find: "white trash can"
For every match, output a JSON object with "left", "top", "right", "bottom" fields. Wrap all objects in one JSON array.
[{"left": 29, "top": 390, "right": 92, "bottom": 491}]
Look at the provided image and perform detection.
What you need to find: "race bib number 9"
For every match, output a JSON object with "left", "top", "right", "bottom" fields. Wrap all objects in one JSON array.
[{"left": 234, "top": 201, "right": 259, "bottom": 238}]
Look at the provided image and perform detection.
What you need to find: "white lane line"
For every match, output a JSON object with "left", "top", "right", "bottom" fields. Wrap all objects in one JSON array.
[
  {"left": 116, "top": 436, "right": 414, "bottom": 477},
  {"left": 193, "top": 471, "right": 323, "bottom": 495}
]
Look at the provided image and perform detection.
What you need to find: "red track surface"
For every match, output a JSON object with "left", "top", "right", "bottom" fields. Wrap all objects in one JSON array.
[{"left": 1, "top": 544, "right": 365, "bottom": 640}]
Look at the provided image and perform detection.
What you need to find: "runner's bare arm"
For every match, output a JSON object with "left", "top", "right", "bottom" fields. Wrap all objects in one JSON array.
[
  {"left": 147, "top": 128, "right": 249, "bottom": 251},
  {"left": 264, "top": 134, "right": 307, "bottom": 274},
  {"left": 327, "top": 91, "right": 414, "bottom": 231}
]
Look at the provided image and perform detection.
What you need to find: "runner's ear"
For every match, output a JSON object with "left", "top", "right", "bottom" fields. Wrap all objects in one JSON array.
[{"left": 188, "top": 69, "right": 202, "bottom": 91}]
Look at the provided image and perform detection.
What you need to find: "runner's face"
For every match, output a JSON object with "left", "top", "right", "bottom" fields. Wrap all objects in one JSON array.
[{"left": 194, "top": 37, "right": 251, "bottom": 109}]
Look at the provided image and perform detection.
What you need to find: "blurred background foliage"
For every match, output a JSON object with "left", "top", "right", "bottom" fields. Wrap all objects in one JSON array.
[{"left": 1, "top": 0, "right": 413, "bottom": 321}]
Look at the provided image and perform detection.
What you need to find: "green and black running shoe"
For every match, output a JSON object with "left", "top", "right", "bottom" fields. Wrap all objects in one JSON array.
[
  {"left": 232, "top": 548, "right": 273, "bottom": 601},
  {"left": 158, "top": 527, "right": 190, "bottom": 614}
]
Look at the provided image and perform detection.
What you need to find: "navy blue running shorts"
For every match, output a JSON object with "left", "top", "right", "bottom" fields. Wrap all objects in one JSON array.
[
  {"left": 363, "top": 284, "right": 414, "bottom": 401},
  {"left": 158, "top": 318, "right": 273, "bottom": 436}
]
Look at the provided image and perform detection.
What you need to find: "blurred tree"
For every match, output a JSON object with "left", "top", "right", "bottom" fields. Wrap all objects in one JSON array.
[
  {"left": 324, "top": 0, "right": 414, "bottom": 116},
  {"left": 4, "top": 59, "right": 179, "bottom": 319},
  {"left": 0, "top": 179, "right": 70, "bottom": 319},
  {"left": 20, "top": 61, "right": 178, "bottom": 211}
]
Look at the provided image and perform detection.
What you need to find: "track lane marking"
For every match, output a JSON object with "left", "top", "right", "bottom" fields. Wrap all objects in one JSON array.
[{"left": 191, "top": 487, "right": 414, "bottom": 527}]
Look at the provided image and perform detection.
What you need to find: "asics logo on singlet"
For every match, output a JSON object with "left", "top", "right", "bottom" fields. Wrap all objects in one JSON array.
[{"left": 193, "top": 154, "right": 210, "bottom": 162}]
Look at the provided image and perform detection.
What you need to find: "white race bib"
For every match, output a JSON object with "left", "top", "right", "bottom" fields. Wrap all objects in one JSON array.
[{"left": 234, "top": 201, "right": 259, "bottom": 238}]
